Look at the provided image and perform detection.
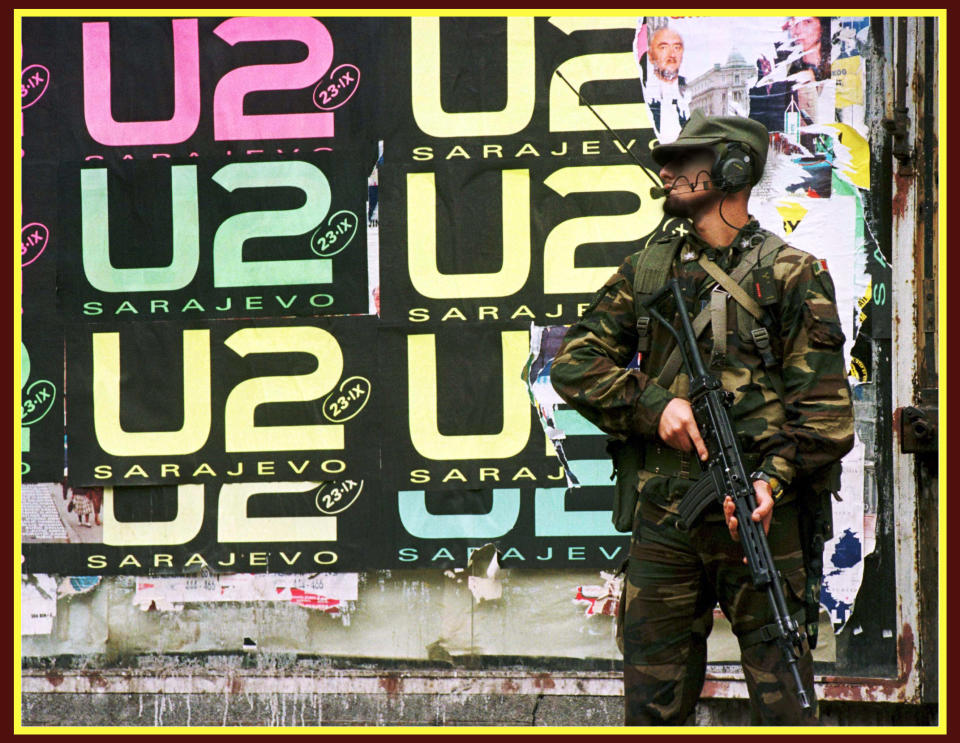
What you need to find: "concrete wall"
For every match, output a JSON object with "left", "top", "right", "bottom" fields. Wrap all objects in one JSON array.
[{"left": 21, "top": 670, "right": 938, "bottom": 727}]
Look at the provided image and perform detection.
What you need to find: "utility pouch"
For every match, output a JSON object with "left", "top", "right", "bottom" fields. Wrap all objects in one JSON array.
[{"left": 606, "top": 437, "right": 643, "bottom": 533}]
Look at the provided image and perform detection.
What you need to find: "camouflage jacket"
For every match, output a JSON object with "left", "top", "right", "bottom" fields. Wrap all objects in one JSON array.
[{"left": 550, "top": 219, "right": 855, "bottom": 505}]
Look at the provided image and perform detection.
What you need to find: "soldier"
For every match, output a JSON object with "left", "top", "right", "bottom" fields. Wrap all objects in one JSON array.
[{"left": 550, "top": 110, "right": 854, "bottom": 725}]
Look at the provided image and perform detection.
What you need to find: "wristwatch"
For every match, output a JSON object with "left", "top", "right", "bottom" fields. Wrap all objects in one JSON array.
[{"left": 750, "top": 470, "right": 785, "bottom": 502}]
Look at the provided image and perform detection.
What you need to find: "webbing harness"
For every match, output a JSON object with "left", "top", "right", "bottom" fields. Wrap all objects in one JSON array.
[
  {"left": 633, "top": 230, "right": 786, "bottom": 397},
  {"left": 631, "top": 229, "right": 787, "bottom": 527}
]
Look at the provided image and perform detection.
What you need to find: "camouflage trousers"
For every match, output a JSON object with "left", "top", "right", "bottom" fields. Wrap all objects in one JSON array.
[{"left": 618, "top": 494, "right": 819, "bottom": 726}]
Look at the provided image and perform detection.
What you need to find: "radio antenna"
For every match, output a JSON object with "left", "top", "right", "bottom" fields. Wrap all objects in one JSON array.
[{"left": 554, "top": 69, "right": 662, "bottom": 188}]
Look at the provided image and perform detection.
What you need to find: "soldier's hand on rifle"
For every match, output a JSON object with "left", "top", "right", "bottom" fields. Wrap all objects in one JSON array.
[
  {"left": 723, "top": 482, "right": 774, "bottom": 551},
  {"left": 657, "top": 398, "right": 709, "bottom": 461}
]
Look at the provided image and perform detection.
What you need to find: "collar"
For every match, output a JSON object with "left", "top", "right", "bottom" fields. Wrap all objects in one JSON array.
[{"left": 679, "top": 218, "right": 761, "bottom": 263}]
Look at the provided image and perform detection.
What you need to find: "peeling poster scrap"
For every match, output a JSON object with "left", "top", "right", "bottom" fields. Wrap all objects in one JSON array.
[
  {"left": 21, "top": 573, "right": 57, "bottom": 635},
  {"left": 133, "top": 573, "right": 359, "bottom": 612},
  {"left": 574, "top": 571, "right": 623, "bottom": 618}
]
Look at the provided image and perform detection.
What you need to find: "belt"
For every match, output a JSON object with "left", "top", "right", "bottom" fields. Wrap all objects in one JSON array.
[{"left": 642, "top": 442, "right": 761, "bottom": 481}]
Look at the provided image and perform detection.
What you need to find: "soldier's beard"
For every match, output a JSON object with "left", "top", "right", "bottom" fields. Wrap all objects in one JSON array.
[
  {"left": 662, "top": 189, "right": 718, "bottom": 219},
  {"left": 662, "top": 197, "right": 693, "bottom": 218}
]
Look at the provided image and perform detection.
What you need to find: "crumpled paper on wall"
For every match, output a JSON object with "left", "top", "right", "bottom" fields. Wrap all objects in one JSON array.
[{"left": 466, "top": 543, "right": 503, "bottom": 603}]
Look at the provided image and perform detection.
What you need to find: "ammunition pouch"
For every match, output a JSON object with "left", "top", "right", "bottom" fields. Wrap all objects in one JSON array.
[
  {"left": 608, "top": 438, "right": 708, "bottom": 533},
  {"left": 607, "top": 437, "right": 644, "bottom": 533},
  {"left": 607, "top": 436, "right": 773, "bottom": 533},
  {"left": 643, "top": 442, "right": 703, "bottom": 480}
]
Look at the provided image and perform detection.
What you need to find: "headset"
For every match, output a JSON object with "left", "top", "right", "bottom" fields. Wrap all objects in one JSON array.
[
  {"left": 651, "top": 142, "right": 757, "bottom": 198},
  {"left": 710, "top": 141, "right": 757, "bottom": 193}
]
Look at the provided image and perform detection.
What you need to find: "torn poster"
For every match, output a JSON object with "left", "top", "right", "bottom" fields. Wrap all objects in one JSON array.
[
  {"left": 21, "top": 573, "right": 57, "bottom": 635},
  {"left": 525, "top": 323, "right": 607, "bottom": 490},
  {"left": 21, "top": 482, "right": 69, "bottom": 543},
  {"left": 636, "top": 16, "right": 836, "bottom": 145},
  {"left": 751, "top": 190, "right": 868, "bottom": 629},
  {"left": 807, "top": 122, "right": 870, "bottom": 191},
  {"left": 367, "top": 140, "right": 383, "bottom": 316},
  {"left": 636, "top": 16, "right": 873, "bottom": 202},
  {"left": 831, "top": 17, "right": 870, "bottom": 129},
  {"left": 574, "top": 570, "right": 623, "bottom": 618},
  {"left": 133, "top": 573, "right": 359, "bottom": 612},
  {"left": 525, "top": 322, "right": 572, "bottom": 483},
  {"left": 466, "top": 543, "right": 503, "bottom": 603},
  {"left": 57, "top": 575, "right": 102, "bottom": 598}
]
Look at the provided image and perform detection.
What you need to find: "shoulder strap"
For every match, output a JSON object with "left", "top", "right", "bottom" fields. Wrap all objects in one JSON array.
[
  {"left": 632, "top": 234, "right": 684, "bottom": 354},
  {"left": 698, "top": 254, "right": 764, "bottom": 320},
  {"left": 633, "top": 235, "right": 683, "bottom": 295},
  {"left": 698, "top": 230, "right": 786, "bottom": 319},
  {"left": 633, "top": 234, "right": 684, "bottom": 295}
]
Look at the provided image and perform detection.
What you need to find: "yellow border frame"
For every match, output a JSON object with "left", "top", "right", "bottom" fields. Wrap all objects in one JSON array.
[{"left": 13, "top": 9, "right": 946, "bottom": 734}]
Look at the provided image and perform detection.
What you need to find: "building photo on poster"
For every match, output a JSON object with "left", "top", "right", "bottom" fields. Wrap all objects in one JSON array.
[{"left": 17, "top": 13, "right": 940, "bottom": 728}]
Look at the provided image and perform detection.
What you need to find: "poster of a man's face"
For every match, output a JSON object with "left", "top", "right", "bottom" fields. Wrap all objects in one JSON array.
[
  {"left": 635, "top": 22, "right": 691, "bottom": 143},
  {"left": 648, "top": 27, "right": 684, "bottom": 83}
]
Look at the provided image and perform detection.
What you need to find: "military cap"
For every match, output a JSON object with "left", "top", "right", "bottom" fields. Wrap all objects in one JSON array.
[{"left": 651, "top": 109, "right": 769, "bottom": 183}]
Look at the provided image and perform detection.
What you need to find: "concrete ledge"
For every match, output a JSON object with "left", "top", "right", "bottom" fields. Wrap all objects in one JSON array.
[
  {"left": 22, "top": 666, "right": 920, "bottom": 704},
  {"left": 20, "top": 689, "right": 937, "bottom": 727}
]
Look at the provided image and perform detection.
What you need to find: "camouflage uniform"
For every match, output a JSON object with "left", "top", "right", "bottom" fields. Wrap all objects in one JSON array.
[{"left": 550, "top": 219, "right": 854, "bottom": 725}]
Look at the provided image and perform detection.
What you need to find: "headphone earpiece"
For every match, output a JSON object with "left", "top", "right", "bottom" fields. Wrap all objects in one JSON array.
[{"left": 711, "top": 142, "right": 754, "bottom": 192}]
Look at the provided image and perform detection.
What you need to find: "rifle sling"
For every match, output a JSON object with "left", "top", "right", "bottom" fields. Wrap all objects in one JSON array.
[
  {"left": 697, "top": 254, "right": 765, "bottom": 320},
  {"left": 739, "top": 608, "right": 808, "bottom": 648}
]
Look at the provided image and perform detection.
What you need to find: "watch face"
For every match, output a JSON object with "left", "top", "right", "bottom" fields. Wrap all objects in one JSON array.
[
  {"left": 767, "top": 476, "right": 784, "bottom": 499},
  {"left": 752, "top": 471, "right": 782, "bottom": 495}
]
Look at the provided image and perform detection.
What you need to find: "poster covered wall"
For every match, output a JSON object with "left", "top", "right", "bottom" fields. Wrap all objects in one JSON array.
[
  {"left": 19, "top": 16, "right": 880, "bottom": 626},
  {"left": 64, "top": 315, "right": 379, "bottom": 485},
  {"left": 57, "top": 152, "right": 372, "bottom": 322}
]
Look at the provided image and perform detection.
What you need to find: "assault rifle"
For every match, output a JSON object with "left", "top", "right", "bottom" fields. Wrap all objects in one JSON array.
[{"left": 644, "top": 278, "right": 812, "bottom": 711}]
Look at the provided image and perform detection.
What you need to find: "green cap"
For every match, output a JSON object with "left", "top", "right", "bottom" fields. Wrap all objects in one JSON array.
[{"left": 651, "top": 110, "right": 769, "bottom": 184}]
